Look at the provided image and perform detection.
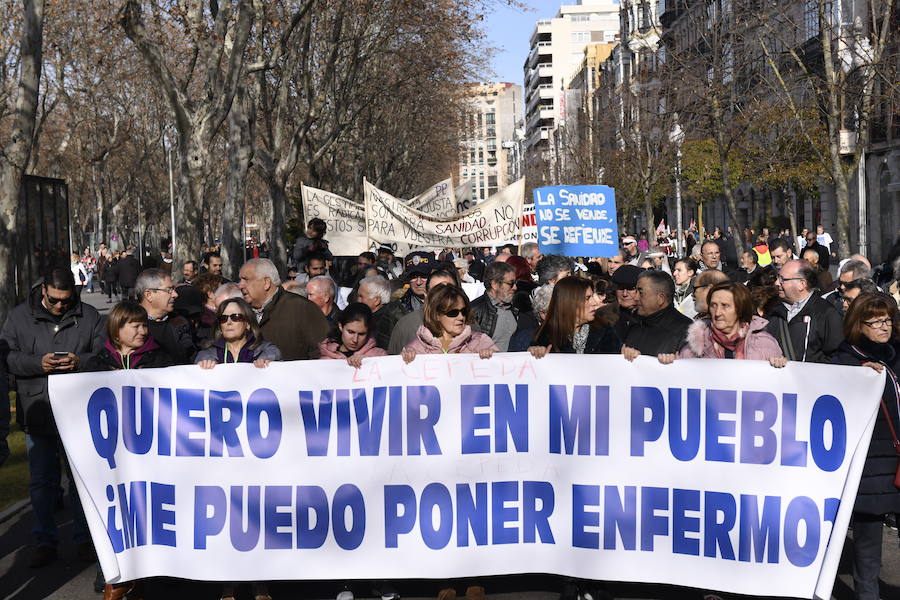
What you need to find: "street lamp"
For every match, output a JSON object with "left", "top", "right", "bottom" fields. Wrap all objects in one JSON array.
[{"left": 669, "top": 121, "right": 685, "bottom": 257}]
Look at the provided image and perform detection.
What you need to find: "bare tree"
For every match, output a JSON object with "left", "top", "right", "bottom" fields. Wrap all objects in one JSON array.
[
  {"left": 120, "top": 0, "right": 255, "bottom": 272},
  {"left": 756, "top": 0, "right": 895, "bottom": 256},
  {"left": 662, "top": 0, "right": 772, "bottom": 256},
  {"left": 0, "top": 0, "right": 45, "bottom": 320}
]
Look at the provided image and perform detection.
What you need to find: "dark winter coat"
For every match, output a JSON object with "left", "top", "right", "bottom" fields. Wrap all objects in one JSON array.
[
  {"left": 623, "top": 304, "right": 692, "bottom": 356},
  {"left": 148, "top": 314, "right": 196, "bottom": 365},
  {"left": 258, "top": 287, "right": 329, "bottom": 360},
  {"left": 471, "top": 293, "right": 520, "bottom": 339},
  {"left": 101, "top": 258, "right": 118, "bottom": 283},
  {"left": 85, "top": 337, "right": 174, "bottom": 371},
  {"left": 1, "top": 286, "right": 105, "bottom": 435},
  {"left": 764, "top": 293, "right": 844, "bottom": 363},
  {"left": 831, "top": 339, "right": 900, "bottom": 515},
  {"left": 530, "top": 323, "right": 621, "bottom": 355},
  {"left": 116, "top": 255, "right": 142, "bottom": 289}
]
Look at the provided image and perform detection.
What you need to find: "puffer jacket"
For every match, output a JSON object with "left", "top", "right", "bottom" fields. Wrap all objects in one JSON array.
[
  {"left": 404, "top": 325, "right": 497, "bottom": 355},
  {"left": 831, "top": 339, "right": 900, "bottom": 515},
  {"left": 318, "top": 337, "right": 387, "bottom": 360},
  {"left": 1, "top": 285, "right": 105, "bottom": 435},
  {"left": 679, "top": 315, "right": 783, "bottom": 360}
]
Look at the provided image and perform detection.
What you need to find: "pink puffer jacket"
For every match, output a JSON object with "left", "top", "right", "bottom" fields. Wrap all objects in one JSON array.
[
  {"left": 318, "top": 337, "right": 387, "bottom": 360},
  {"left": 404, "top": 325, "right": 498, "bottom": 355},
  {"left": 679, "top": 315, "right": 783, "bottom": 360}
]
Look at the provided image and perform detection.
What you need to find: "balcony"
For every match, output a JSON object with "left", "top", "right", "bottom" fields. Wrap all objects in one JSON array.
[
  {"left": 524, "top": 62, "right": 553, "bottom": 87},
  {"left": 526, "top": 84, "right": 555, "bottom": 113},
  {"left": 527, "top": 40, "right": 553, "bottom": 69},
  {"left": 526, "top": 107, "right": 556, "bottom": 132},
  {"left": 526, "top": 126, "right": 552, "bottom": 149},
  {"left": 529, "top": 19, "right": 553, "bottom": 46}
]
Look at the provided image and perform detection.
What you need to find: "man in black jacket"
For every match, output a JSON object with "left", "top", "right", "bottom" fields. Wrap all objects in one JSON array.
[
  {"left": 622, "top": 270, "right": 692, "bottom": 358},
  {"left": 699, "top": 241, "right": 738, "bottom": 280},
  {"left": 136, "top": 268, "right": 196, "bottom": 364},
  {"left": 1, "top": 269, "right": 105, "bottom": 567},
  {"left": 471, "top": 262, "right": 519, "bottom": 351},
  {"left": 115, "top": 248, "right": 142, "bottom": 300},
  {"left": 765, "top": 259, "right": 843, "bottom": 362}
]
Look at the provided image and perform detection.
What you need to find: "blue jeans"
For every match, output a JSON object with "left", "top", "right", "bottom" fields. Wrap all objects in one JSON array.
[{"left": 25, "top": 433, "right": 90, "bottom": 547}]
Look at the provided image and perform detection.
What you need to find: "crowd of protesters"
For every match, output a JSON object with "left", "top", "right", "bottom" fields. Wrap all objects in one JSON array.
[{"left": 2, "top": 216, "right": 900, "bottom": 600}]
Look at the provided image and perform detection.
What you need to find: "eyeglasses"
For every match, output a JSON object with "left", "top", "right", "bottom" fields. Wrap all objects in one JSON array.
[
  {"left": 776, "top": 276, "right": 804, "bottom": 283},
  {"left": 46, "top": 294, "right": 73, "bottom": 305},
  {"left": 499, "top": 279, "right": 517, "bottom": 287},
  {"left": 863, "top": 318, "right": 892, "bottom": 329},
  {"left": 443, "top": 307, "right": 470, "bottom": 318},
  {"left": 150, "top": 287, "right": 176, "bottom": 294},
  {"left": 218, "top": 313, "right": 247, "bottom": 324}
]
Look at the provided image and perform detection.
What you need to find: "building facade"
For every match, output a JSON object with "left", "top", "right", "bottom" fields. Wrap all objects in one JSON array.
[
  {"left": 458, "top": 82, "right": 523, "bottom": 202},
  {"left": 523, "top": 0, "right": 620, "bottom": 158}
]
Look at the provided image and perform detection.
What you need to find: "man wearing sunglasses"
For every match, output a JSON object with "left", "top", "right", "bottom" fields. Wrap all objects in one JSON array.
[
  {"left": 471, "top": 262, "right": 519, "bottom": 352},
  {"left": 1, "top": 268, "right": 105, "bottom": 568}
]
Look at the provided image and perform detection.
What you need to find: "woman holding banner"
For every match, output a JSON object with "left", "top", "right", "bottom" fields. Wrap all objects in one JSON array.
[
  {"left": 656, "top": 281, "right": 786, "bottom": 366},
  {"left": 318, "top": 302, "right": 387, "bottom": 367},
  {"left": 832, "top": 293, "right": 900, "bottom": 600},
  {"left": 193, "top": 297, "right": 277, "bottom": 600},
  {"left": 86, "top": 302, "right": 174, "bottom": 372},
  {"left": 528, "top": 277, "right": 620, "bottom": 357},
  {"left": 401, "top": 284, "right": 496, "bottom": 362},
  {"left": 85, "top": 302, "right": 173, "bottom": 600},
  {"left": 194, "top": 298, "right": 281, "bottom": 369}
]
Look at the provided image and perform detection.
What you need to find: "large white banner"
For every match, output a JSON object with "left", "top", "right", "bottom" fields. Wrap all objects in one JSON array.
[
  {"left": 303, "top": 179, "right": 462, "bottom": 256},
  {"left": 49, "top": 356, "right": 883, "bottom": 599},
  {"left": 300, "top": 185, "right": 369, "bottom": 256},
  {"left": 366, "top": 178, "right": 524, "bottom": 249}
]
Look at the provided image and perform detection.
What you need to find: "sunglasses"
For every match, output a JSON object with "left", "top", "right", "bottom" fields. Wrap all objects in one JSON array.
[
  {"left": 218, "top": 313, "right": 247, "bottom": 324},
  {"left": 46, "top": 294, "right": 73, "bottom": 305},
  {"left": 443, "top": 307, "right": 470, "bottom": 318}
]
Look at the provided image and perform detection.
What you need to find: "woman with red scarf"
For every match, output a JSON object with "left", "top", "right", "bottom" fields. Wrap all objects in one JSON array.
[{"left": 658, "top": 281, "right": 787, "bottom": 366}]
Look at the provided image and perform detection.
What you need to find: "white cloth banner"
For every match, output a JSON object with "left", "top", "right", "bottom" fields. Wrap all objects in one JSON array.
[
  {"left": 49, "top": 356, "right": 883, "bottom": 599},
  {"left": 302, "top": 179, "right": 465, "bottom": 256},
  {"left": 301, "top": 185, "right": 368, "bottom": 256},
  {"left": 366, "top": 178, "right": 524, "bottom": 250},
  {"left": 406, "top": 178, "right": 456, "bottom": 217}
]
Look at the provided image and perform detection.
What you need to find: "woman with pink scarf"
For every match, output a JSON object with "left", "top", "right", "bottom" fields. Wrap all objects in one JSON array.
[
  {"left": 658, "top": 281, "right": 787, "bottom": 367},
  {"left": 318, "top": 302, "right": 387, "bottom": 368}
]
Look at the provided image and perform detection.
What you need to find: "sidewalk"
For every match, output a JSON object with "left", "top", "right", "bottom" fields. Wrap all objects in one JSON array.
[{"left": 78, "top": 288, "right": 113, "bottom": 316}]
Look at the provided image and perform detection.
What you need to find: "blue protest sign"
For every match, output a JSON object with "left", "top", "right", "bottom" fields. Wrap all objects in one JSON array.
[{"left": 533, "top": 185, "right": 618, "bottom": 257}]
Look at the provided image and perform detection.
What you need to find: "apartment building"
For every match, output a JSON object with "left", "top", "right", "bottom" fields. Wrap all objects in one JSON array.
[
  {"left": 523, "top": 0, "right": 620, "bottom": 157},
  {"left": 458, "top": 82, "right": 523, "bottom": 203}
]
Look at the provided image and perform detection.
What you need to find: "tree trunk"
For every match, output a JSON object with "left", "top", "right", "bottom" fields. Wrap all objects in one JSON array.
[
  {"left": 786, "top": 184, "right": 799, "bottom": 249},
  {"left": 0, "top": 0, "right": 45, "bottom": 321},
  {"left": 267, "top": 177, "right": 289, "bottom": 275},
  {"left": 174, "top": 136, "right": 207, "bottom": 274},
  {"left": 832, "top": 165, "right": 852, "bottom": 258},
  {"left": 222, "top": 87, "right": 253, "bottom": 281}
]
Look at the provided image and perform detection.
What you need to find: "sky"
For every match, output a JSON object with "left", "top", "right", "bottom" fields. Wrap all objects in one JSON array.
[{"left": 483, "top": 1, "right": 560, "bottom": 86}]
